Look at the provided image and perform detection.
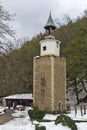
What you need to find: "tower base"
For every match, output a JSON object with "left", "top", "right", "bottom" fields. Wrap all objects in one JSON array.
[{"left": 33, "top": 55, "right": 66, "bottom": 113}]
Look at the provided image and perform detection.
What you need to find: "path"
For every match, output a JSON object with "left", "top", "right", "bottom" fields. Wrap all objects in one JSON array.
[{"left": 0, "top": 109, "right": 15, "bottom": 125}]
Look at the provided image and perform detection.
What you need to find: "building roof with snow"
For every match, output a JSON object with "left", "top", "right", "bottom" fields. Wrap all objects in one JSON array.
[{"left": 4, "top": 93, "right": 33, "bottom": 100}]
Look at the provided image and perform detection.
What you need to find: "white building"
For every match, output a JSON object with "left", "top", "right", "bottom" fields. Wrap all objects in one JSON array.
[{"left": 39, "top": 13, "right": 61, "bottom": 57}]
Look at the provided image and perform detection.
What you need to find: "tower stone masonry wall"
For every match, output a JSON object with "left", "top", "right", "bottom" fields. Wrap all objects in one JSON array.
[
  {"left": 54, "top": 57, "right": 66, "bottom": 112},
  {"left": 33, "top": 55, "right": 66, "bottom": 112}
]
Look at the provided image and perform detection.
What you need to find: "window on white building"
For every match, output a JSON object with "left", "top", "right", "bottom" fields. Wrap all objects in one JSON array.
[{"left": 43, "top": 46, "right": 46, "bottom": 51}]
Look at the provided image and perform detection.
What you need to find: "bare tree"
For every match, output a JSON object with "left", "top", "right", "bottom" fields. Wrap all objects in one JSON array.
[
  {"left": 13, "top": 37, "right": 30, "bottom": 49},
  {"left": 55, "top": 14, "right": 72, "bottom": 27},
  {"left": 0, "top": 2, "right": 15, "bottom": 55}
]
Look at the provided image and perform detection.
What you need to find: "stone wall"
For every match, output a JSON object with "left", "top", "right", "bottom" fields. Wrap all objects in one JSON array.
[
  {"left": 54, "top": 57, "right": 66, "bottom": 112},
  {"left": 33, "top": 55, "right": 66, "bottom": 112}
]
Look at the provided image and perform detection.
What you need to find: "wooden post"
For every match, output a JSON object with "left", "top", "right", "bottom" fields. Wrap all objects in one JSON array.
[
  {"left": 84, "top": 105, "right": 86, "bottom": 115},
  {"left": 80, "top": 105, "right": 83, "bottom": 116},
  {"left": 75, "top": 105, "right": 77, "bottom": 117}
]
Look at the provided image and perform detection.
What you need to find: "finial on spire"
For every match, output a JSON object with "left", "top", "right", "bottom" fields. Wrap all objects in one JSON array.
[{"left": 44, "top": 12, "right": 56, "bottom": 34}]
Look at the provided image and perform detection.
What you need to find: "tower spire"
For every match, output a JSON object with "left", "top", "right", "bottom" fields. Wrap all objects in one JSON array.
[{"left": 44, "top": 12, "right": 56, "bottom": 34}]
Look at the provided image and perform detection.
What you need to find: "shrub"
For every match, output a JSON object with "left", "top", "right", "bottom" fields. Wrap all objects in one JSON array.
[
  {"left": 55, "top": 115, "right": 77, "bottom": 130},
  {"left": 28, "top": 108, "right": 46, "bottom": 120},
  {"left": 35, "top": 125, "right": 46, "bottom": 130},
  {"left": 3, "top": 109, "right": 6, "bottom": 112}
]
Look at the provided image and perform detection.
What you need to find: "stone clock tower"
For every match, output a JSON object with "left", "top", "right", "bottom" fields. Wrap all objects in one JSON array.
[{"left": 33, "top": 13, "right": 66, "bottom": 113}]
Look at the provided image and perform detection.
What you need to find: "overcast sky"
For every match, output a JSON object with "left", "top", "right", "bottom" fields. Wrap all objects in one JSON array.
[{"left": 1, "top": 0, "right": 87, "bottom": 39}]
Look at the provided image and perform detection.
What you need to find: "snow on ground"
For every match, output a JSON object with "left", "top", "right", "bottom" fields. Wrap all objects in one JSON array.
[
  {"left": 43, "top": 114, "right": 57, "bottom": 120},
  {"left": 76, "top": 123, "right": 87, "bottom": 130},
  {"left": 0, "top": 118, "right": 35, "bottom": 130},
  {"left": 0, "top": 106, "right": 5, "bottom": 115},
  {"left": 12, "top": 107, "right": 29, "bottom": 117},
  {"left": 68, "top": 109, "right": 87, "bottom": 120},
  {"left": 37, "top": 122, "right": 71, "bottom": 130},
  {"left": 0, "top": 107, "right": 87, "bottom": 130}
]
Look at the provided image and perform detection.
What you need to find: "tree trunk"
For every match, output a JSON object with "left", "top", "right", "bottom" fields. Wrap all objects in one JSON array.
[
  {"left": 74, "top": 78, "right": 79, "bottom": 104},
  {"left": 79, "top": 77, "right": 87, "bottom": 93}
]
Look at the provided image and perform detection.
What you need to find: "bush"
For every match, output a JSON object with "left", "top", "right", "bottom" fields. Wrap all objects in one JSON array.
[
  {"left": 28, "top": 108, "right": 46, "bottom": 120},
  {"left": 35, "top": 125, "right": 46, "bottom": 130},
  {"left": 55, "top": 115, "right": 77, "bottom": 130},
  {"left": 3, "top": 109, "right": 6, "bottom": 112}
]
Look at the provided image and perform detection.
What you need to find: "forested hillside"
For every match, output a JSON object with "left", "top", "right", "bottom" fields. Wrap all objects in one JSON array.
[{"left": 0, "top": 14, "right": 87, "bottom": 102}]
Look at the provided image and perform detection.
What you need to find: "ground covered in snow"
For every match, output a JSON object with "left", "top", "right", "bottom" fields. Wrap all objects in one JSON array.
[{"left": 0, "top": 106, "right": 87, "bottom": 130}]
